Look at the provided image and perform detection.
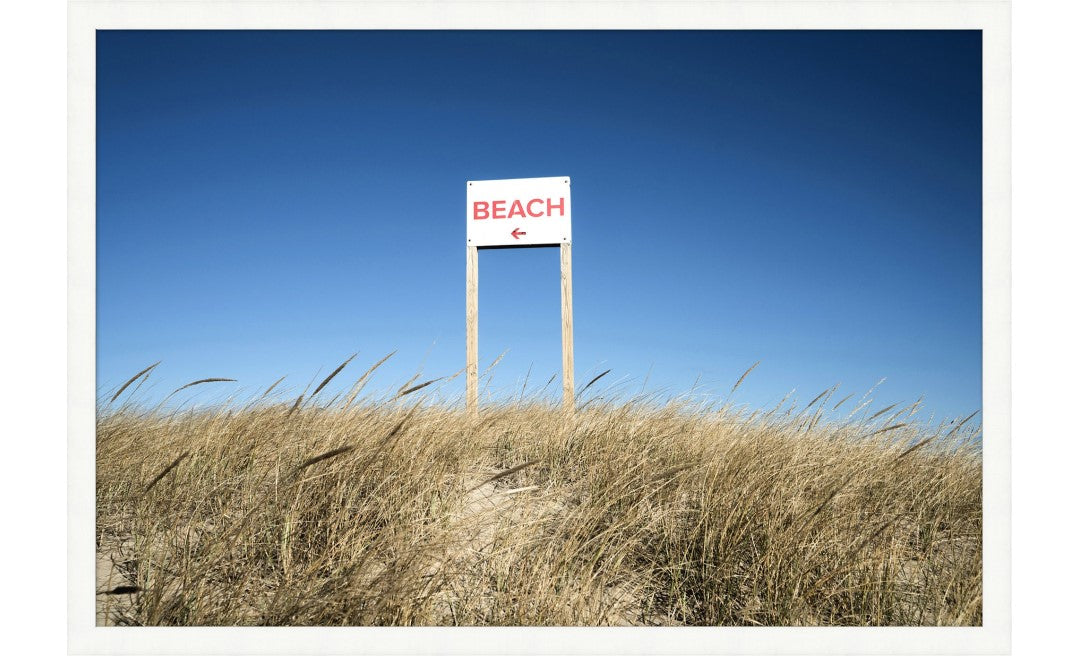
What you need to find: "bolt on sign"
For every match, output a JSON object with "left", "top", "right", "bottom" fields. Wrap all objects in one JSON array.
[
  {"left": 465, "top": 177, "right": 575, "bottom": 415},
  {"left": 467, "top": 177, "right": 571, "bottom": 247}
]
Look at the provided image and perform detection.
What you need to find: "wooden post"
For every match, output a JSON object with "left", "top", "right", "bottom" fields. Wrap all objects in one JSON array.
[
  {"left": 466, "top": 245, "right": 479, "bottom": 417},
  {"left": 560, "top": 242, "right": 575, "bottom": 411}
]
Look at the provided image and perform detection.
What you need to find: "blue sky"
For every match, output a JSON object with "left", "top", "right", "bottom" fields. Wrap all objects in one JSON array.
[{"left": 96, "top": 30, "right": 981, "bottom": 421}]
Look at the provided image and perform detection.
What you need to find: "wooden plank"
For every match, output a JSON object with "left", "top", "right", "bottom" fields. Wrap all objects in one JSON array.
[
  {"left": 560, "top": 242, "right": 575, "bottom": 411},
  {"left": 466, "top": 245, "right": 479, "bottom": 417}
]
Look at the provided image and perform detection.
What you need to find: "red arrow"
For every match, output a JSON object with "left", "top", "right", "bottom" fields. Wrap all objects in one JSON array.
[{"left": 511, "top": 228, "right": 527, "bottom": 240}]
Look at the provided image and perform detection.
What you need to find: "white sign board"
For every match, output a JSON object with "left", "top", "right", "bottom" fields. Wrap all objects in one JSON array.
[{"left": 466, "top": 176, "right": 571, "bottom": 248}]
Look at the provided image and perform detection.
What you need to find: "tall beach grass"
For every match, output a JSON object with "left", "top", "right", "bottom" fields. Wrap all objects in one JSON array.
[{"left": 96, "top": 358, "right": 981, "bottom": 626}]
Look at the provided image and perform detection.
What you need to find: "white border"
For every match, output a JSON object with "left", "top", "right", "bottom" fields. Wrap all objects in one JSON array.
[{"left": 68, "top": 2, "right": 1010, "bottom": 654}]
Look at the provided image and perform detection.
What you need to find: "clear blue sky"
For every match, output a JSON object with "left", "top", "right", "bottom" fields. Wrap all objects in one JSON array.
[{"left": 97, "top": 30, "right": 981, "bottom": 421}]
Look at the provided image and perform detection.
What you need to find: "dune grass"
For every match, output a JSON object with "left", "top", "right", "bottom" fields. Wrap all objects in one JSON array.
[{"left": 95, "top": 363, "right": 981, "bottom": 626}]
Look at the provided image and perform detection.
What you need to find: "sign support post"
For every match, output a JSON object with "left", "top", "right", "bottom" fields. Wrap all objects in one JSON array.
[
  {"left": 466, "top": 244, "right": 479, "bottom": 418},
  {"left": 560, "top": 242, "right": 574, "bottom": 410}
]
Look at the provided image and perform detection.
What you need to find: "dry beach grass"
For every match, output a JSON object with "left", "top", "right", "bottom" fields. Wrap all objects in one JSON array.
[{"left": 95, "top": 359, "right": 982, "bottom": 626}]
